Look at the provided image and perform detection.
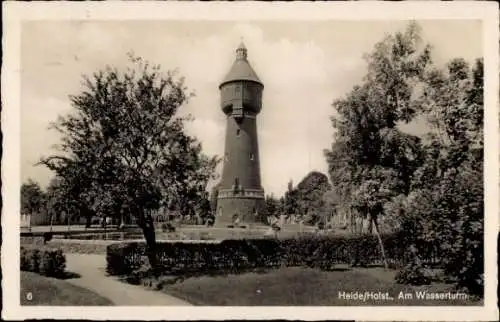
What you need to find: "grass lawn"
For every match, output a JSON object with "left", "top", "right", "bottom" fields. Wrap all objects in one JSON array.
[
  {"left": 21, "top": 271, "right": 114, "bottom": 306},
  {"left": 161, "top": 267, "right": 481, "bottom": 306}
]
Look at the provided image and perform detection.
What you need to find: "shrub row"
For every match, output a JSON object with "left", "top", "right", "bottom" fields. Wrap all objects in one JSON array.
[
  {"left": 20, "top": 235, "right": 50, "bottom": 245},
  {"left": 106, "top": 232, "right": 441, "bottom": 276},
  {"left": 48, "top": 240, "right": 109, "bottom": 255},
  {"left": 20, "top": 245, "right": 66, "bottom": 277}
]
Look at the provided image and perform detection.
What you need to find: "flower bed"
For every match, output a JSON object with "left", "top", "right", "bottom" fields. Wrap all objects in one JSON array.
[
  {"left": 20, "top": 245, "right": 66, "bottom": 278},
  {"left": 106, "top": 232, "right": 440, "bottom": 277}
]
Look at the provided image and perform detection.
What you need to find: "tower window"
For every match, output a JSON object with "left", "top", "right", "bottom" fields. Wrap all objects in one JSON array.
[
  {"left": 236, "top": 129, "right": 240, "bottom": 136},
  {"left": 250, "top": 153, "right": 255, "bottom": 161},
  {"left": 235, "top": 86, "right": 240, "bottom": 93}
]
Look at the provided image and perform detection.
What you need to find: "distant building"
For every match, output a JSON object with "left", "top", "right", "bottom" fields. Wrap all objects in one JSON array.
[{"left": 215, "top": 42, "right": 265, "bottom": 226}]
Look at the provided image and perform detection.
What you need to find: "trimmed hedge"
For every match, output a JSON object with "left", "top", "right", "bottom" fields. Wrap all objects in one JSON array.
[
  {"left": 20, "top": 245, "right": 66, "bottom": 278},
  {"left": 106, "top": 232, "right": 440, "bottom": 276},
  {"left": 106, "top": 239, "right": 284, "bottom": 276}
]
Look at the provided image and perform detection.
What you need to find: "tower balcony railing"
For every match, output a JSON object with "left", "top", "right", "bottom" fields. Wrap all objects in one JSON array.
[
  {"left": 218, "top": 188, "right": 265, "bottom": 199},
  {"left": 232, "top": 107, "right": 244, "bottom": 120}
]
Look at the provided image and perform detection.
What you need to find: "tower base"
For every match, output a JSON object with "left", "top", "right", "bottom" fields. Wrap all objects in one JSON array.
[{"left": 215, "top": 189, "right": 265, "bottom": 226}]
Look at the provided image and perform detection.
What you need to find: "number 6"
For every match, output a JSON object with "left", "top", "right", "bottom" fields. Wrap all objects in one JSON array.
[{"left": 26, "top": 292, "right": 33, "bottom": 301}]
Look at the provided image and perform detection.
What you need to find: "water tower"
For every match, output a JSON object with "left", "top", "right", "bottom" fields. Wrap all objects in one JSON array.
[{"left": 215, "top": 42, "right": 265, "bottom": 226}]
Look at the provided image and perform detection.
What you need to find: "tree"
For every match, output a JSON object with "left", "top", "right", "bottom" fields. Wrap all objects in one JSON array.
[
  {"left": 324, "top": 22, "right": 432, "bottom": 268},
  {"left": 261, "top": 194, "right": 279, "bottom": 222},
  {"left": 45, "top": 176, "right": 73, "bottom": 225},
  {"left": 323, "top": 188, "right": 348, "bottom": 228},
  {"left": 21, "top": 179, "right": 46, "bottom": 216},
  {"left": 40, "top": 54, "right": 219, "bottom": 269},
  {"left": 42, "top": 159, "right": 98, "bottom": 227},
  {"left": 210, "top": 184, "right": 220, "bottom": 215},
  {"left": 284, "top": 179, "right": 299, "bottom": 216},
  {"left": 196, "top": 193, "right": 212, "bottom": 224},
  {"left": 296, "top": 171, "right": 331, "bottom": 225},
  {"left": 351, "top": 167, "right": 404, "bottom": 268},
  {"left": 351, "top": 41, "right": 484, "bottom": 292},
  {"left": 277, "top": 196, "right": 286, "bottom": 218},
  {"left": 419, "top": 58, "right": 483, "bottom": 149},
  {"left": 405, "top": 58, "right": 484, "bottom": 295}
]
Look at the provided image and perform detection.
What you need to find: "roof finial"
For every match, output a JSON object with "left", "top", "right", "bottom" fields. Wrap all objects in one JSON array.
[{"left": 236, "top": 38, "right": 247, "bottom": 60}]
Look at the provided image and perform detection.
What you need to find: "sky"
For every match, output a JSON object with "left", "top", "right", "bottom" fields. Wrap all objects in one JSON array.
[{"left": 21, "top": 20, "right": 482, "bottom": 197}]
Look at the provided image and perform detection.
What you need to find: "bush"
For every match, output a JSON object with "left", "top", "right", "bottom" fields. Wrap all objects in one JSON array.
[
  {"left": 20, "top": 247, "right": 31, "bottom": 271},
  {"left": 443, "top": 247, "right": 484, "bottom": 296},
  {"left": 395, "top": 263, "right": 431, "bottom": 286},
  {"left": 43, "top": 232, "right": 53, "bottom": 243},
  {"left": 40, "top": 248, "right": 66, "bottom": 277},
  {"left": 20, "top": 245, "right": 66, "bottom": 277},
  {"left": 29, "top": 249, "right": 41, "bottom": 273},
  {"left": 126, "top": 265, "right": 153, "bottom": 285}
]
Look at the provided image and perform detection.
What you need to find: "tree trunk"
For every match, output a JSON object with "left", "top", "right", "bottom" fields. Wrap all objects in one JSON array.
[
  {"left": 138, "top": 210, "right": 158, "bottom": 271},
  {"left": 409, "top": 243, "right": 422, "bottom": 266},
  {"left": 353, "top": 209, "right": 363, "bottom": 235},
  {"left": 349, "top": 208, "right": 356, "bottom": 233},
  {"left": 119, "top": 213, "right": 125, "bottom": 229},
  {"left": 372, "top": 214, "right": 388, "bottom": 270},
  {"left": 85, "top": 212, "right": 91, "bottom": 229},
  {"left": 362, "top": 215, "right": 373, "bottom": 234}
]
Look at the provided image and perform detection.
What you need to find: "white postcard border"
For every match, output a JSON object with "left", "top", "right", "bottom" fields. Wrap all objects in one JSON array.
[{"left": 2, "top": 1, "right": 498, "bottom": 321}]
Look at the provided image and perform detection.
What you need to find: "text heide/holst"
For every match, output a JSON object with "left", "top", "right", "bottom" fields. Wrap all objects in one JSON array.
[{"left": 338, "top": 291, "right": 393, "bottom": 301}]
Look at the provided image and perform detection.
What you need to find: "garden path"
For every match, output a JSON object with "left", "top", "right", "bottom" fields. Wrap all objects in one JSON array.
[{"left": 64, "top": 253, "right": 192, "bottom": 306}]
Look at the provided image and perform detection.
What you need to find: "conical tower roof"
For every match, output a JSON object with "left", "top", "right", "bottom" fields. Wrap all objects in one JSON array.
[{"left": 219, "top": 42, "right": 262, "bottom": 88}]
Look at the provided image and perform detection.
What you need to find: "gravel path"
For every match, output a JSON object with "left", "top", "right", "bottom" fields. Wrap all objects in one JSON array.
[{"left": 64, "top": 254, "right": 191, "bottom": 306}]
